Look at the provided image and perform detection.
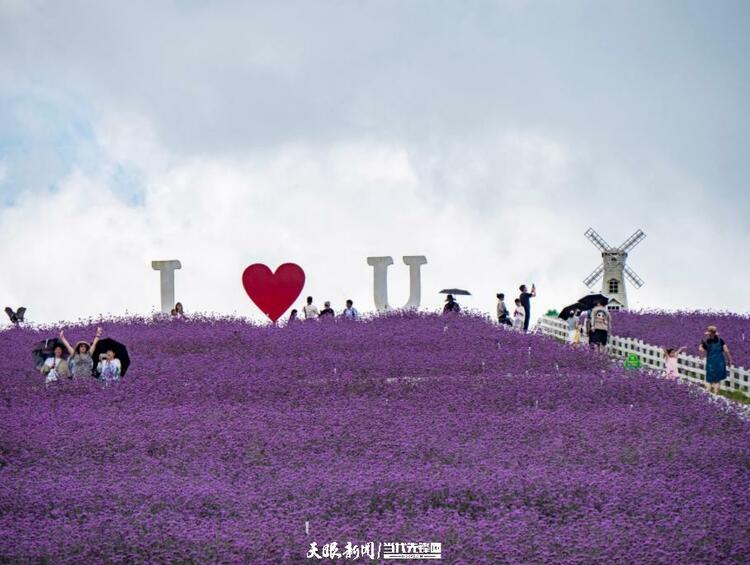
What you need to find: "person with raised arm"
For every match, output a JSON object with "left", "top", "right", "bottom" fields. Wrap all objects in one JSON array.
[
  {"left": 60, "top": 327, "right": 102, "bottom": 379},
  {"left": 97, "top": 348, "right": 122, "bottom": 383},
  {"left": 663, "top": 346, "right": 686, "bottom": 380}
]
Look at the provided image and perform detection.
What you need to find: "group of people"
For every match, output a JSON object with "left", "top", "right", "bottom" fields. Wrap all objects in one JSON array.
[
  {"left": 663, "top": 326, "right": 734, "bottom": 394},
  {"left": 41, "top": 327, "right": 122, "bottom": 385},
  {"left": 288, "top": 297, "right": 360, "bottom": 323},
  {"left": 39, "top": 296, "right": 737, "bottom": 396},
  {"left": 495, "top": 284, "right": 536, "bottom": 332},
  {"left": 563, "top": 299, "right": 612, "bottom": 351}
]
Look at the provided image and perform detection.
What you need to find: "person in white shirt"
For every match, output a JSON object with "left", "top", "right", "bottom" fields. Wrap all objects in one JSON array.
[
  {"left": 341, "top": 299, "right": 359, "bottom": 320},
  {"left": 302, "top": 296, "right": 319, "bottom": 319},
  {"left": 97, "top": 349, "right": 122, "bottom": 382},
  {"left": 496, "top": 293, "right": 511, "bottom": 326},
  {"left": 513, "top": 299, "right": 526, "bottom": 331},
  {"left": 589, "top": 300, "right": 612, "bottom": 351},
  {"left": 42, "top": 345, "right": 69, "bottom": 384}
]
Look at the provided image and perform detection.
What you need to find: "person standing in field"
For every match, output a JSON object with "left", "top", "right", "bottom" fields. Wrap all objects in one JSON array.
[
  {"left": 578, "top": 310, "right": 590, "bottom": 344},
  {"left": 699, "top": 325, "right": 733, "bottom": 394},
  {"left": 319, "top": 301, "right": 335, "bottom": 318},
  {"left": 341, "top": 300, "right": 359, "bottom": 320},
  {"left": 302, "top": 296, "right": 319, "bottom": 319},
  {"left": 518, "top": 284, "right": 536, "bottom": 332},
  {"left": 663, "top": 346, "right": 686, "bottom": 380},
  {"left": 443, "top": 294, "right": 461, "bottom": 314},
  {"left": 170, "top": 302, "right": 186, "bottom": 319},
  {"left": 41, "top": 344, "right": 70, "bottom": 384},
  {"left": 496, "top": 293, "right": 512, "bottom": 326},
  {"left": 59, "top": 327, "right": 102, "bottom": 379},
  {"left": 512, "top": 298, "right": 526, "bottom": 331},
  {"left": 589, "top": 300, "right": 611, "bottom": 351},
  {"left": 97, "top": 348, "right": 122, "bottom": 383},
  {"left": 567, "top": 310, "right": 579, "bottom": 344}
]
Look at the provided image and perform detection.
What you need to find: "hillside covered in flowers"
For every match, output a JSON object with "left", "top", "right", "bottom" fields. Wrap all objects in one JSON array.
[
  {"left": 1, "top": 313, "right": 749, "bottom": 563},
  {"left": 612, "top": 310, "right": 750, "bottom": 368}
]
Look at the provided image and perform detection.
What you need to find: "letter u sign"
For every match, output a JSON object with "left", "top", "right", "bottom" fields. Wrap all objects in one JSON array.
[{"left": 366, "top": 256, "right": 427, "bottom": 311}]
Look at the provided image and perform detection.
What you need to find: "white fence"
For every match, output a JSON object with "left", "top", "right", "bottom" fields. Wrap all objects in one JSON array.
[{"left": 538, "top": 315, "right": 750, "bottom": 397}]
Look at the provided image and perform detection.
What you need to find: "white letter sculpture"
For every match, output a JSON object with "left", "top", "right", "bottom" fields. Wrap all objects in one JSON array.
[
  {"left": 367, "top": 255, "right": 427, "bottom": 311},
  {"left": 152, "top": 260, "right": 182, "bottom": 314}
]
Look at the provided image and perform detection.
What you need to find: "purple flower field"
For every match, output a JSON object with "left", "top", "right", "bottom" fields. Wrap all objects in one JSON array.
[
  {"left": 612, "top": 310, "right": 750, "bottom": 369},
  {"left": 1, "top": 313, "right": 749, "bottom": 563}
]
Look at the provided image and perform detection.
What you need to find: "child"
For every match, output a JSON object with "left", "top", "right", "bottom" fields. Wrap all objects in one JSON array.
[
  {"left": 513, "top": 299, "right": 526, "bottom": 331},
  {"left": 663, "top": 346, "right": 686, "bottom": 380}
]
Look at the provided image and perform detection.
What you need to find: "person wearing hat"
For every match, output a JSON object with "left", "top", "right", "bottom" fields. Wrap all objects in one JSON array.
[
  {"left": 59, "top": 327, "right": 102, "bottom": 379},
  {"left": 443, "top": 294, "right": 461, "bottom": 314},
  {"left": 699, "top": 325, "right": 733, "bottom": 394}
]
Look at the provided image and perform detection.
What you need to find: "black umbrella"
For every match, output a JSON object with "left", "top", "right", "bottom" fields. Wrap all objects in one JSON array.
[
  {"left": 92, "top": 338, "right": 131, "bottom": 377},
  {"left": 439, "top": 288, "right": 472, "bottom": 296},
  {"left": 559, "top": 302, "right": 585, "bottom": 320},
  {"left": 31, "top": 337, "right": 68, "bottom": 369},
  {"left": 577, "top": 293, "right": 609, "bottom": 311}
]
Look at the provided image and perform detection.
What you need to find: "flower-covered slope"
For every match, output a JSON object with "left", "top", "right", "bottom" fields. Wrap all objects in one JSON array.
[
  {"left": 1, "top": 313, "right": 749, "bottom": 563},
  {"left": 612, "top": 310, "right": 750, "bottom": 368}
]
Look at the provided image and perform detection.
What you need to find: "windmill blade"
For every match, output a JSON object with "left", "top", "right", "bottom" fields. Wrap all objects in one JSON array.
[
  {"left": 584, "top": 228, "right": 611, "bottom": 252},
  {"left": 624, "top": 265, "right": 644, "bottom": 288},
  {"left": 618, "top": 229, "right": 646, "bottom": 253},
  {"left": 583, "top": 264, "right": 604, "bottom": 287}
]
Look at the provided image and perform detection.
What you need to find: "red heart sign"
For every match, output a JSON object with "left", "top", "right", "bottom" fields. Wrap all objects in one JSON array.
[{"left": 242, "top": 263, "right": 306, "bottom": 322}]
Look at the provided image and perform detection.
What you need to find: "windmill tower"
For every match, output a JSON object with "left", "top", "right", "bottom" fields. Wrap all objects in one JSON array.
[{"left": 583, "top": 228, "right": 646, "bottom": 310}]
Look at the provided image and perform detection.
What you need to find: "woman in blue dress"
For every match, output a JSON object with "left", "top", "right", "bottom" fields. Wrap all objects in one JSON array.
[{"left": 699, "top": 325, "right": 733, "bottom": 394}]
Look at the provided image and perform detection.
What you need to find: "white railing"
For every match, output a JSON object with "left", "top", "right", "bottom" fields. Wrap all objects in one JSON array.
[{"left": 538, "top": 315, "right": 750, "bottom": 397}]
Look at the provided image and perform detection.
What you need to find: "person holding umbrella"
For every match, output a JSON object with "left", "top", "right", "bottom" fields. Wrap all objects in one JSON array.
[
  {"left": 59, "top": 327, "right": 102, "bottom": 379},
  {"left": 41, "top": 344, "right": 70, "bottom": 384},
  {"left": 443, "top": 294, "right": 461, "bottom": 314},
  {"left": 699, "top": 325, "right": 733, "bottom": 394},
  {"left": 97, "top": 348, "right": 122, "bottom": 383},
  {"left": 92, "top": 337, "right": 130, "bottom": 379}
]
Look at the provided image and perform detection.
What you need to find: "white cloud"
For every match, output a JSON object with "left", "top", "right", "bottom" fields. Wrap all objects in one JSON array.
[{"left": 1, "top": 1, "right": 749, "bottom": 326}]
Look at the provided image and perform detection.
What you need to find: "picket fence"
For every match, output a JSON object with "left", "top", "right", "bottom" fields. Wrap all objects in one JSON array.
[{"left": 538, "top": 315, "right": 750, "bottom": 397}]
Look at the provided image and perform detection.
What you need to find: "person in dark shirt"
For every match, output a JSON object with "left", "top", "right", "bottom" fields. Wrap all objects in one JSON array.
[
  {"left": 518, "top": 283, "right": 536, "bottom": 332},
  {"left": 443, "top": 294, "right": 461, "bottom": 314},
  {"left": 699, "top": 325, "right": 733, "bottom": 394},
  {"left": 319, "top": 301, "right": 335, "bottom": 318}
]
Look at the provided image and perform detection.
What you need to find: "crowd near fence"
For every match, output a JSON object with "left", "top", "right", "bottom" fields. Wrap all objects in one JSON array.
[{"left": 538, "top": 315, "right": 750, "bottom": 397}]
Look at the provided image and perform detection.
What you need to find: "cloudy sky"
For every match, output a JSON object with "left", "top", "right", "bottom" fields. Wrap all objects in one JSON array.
[{"left": 1, "top": 0, "right": 749, "bottom": 325}]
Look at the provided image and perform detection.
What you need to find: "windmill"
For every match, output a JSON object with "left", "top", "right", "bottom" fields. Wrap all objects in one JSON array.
[{"left": 583, "top": 228, "right": 645, "bottom": 310}]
